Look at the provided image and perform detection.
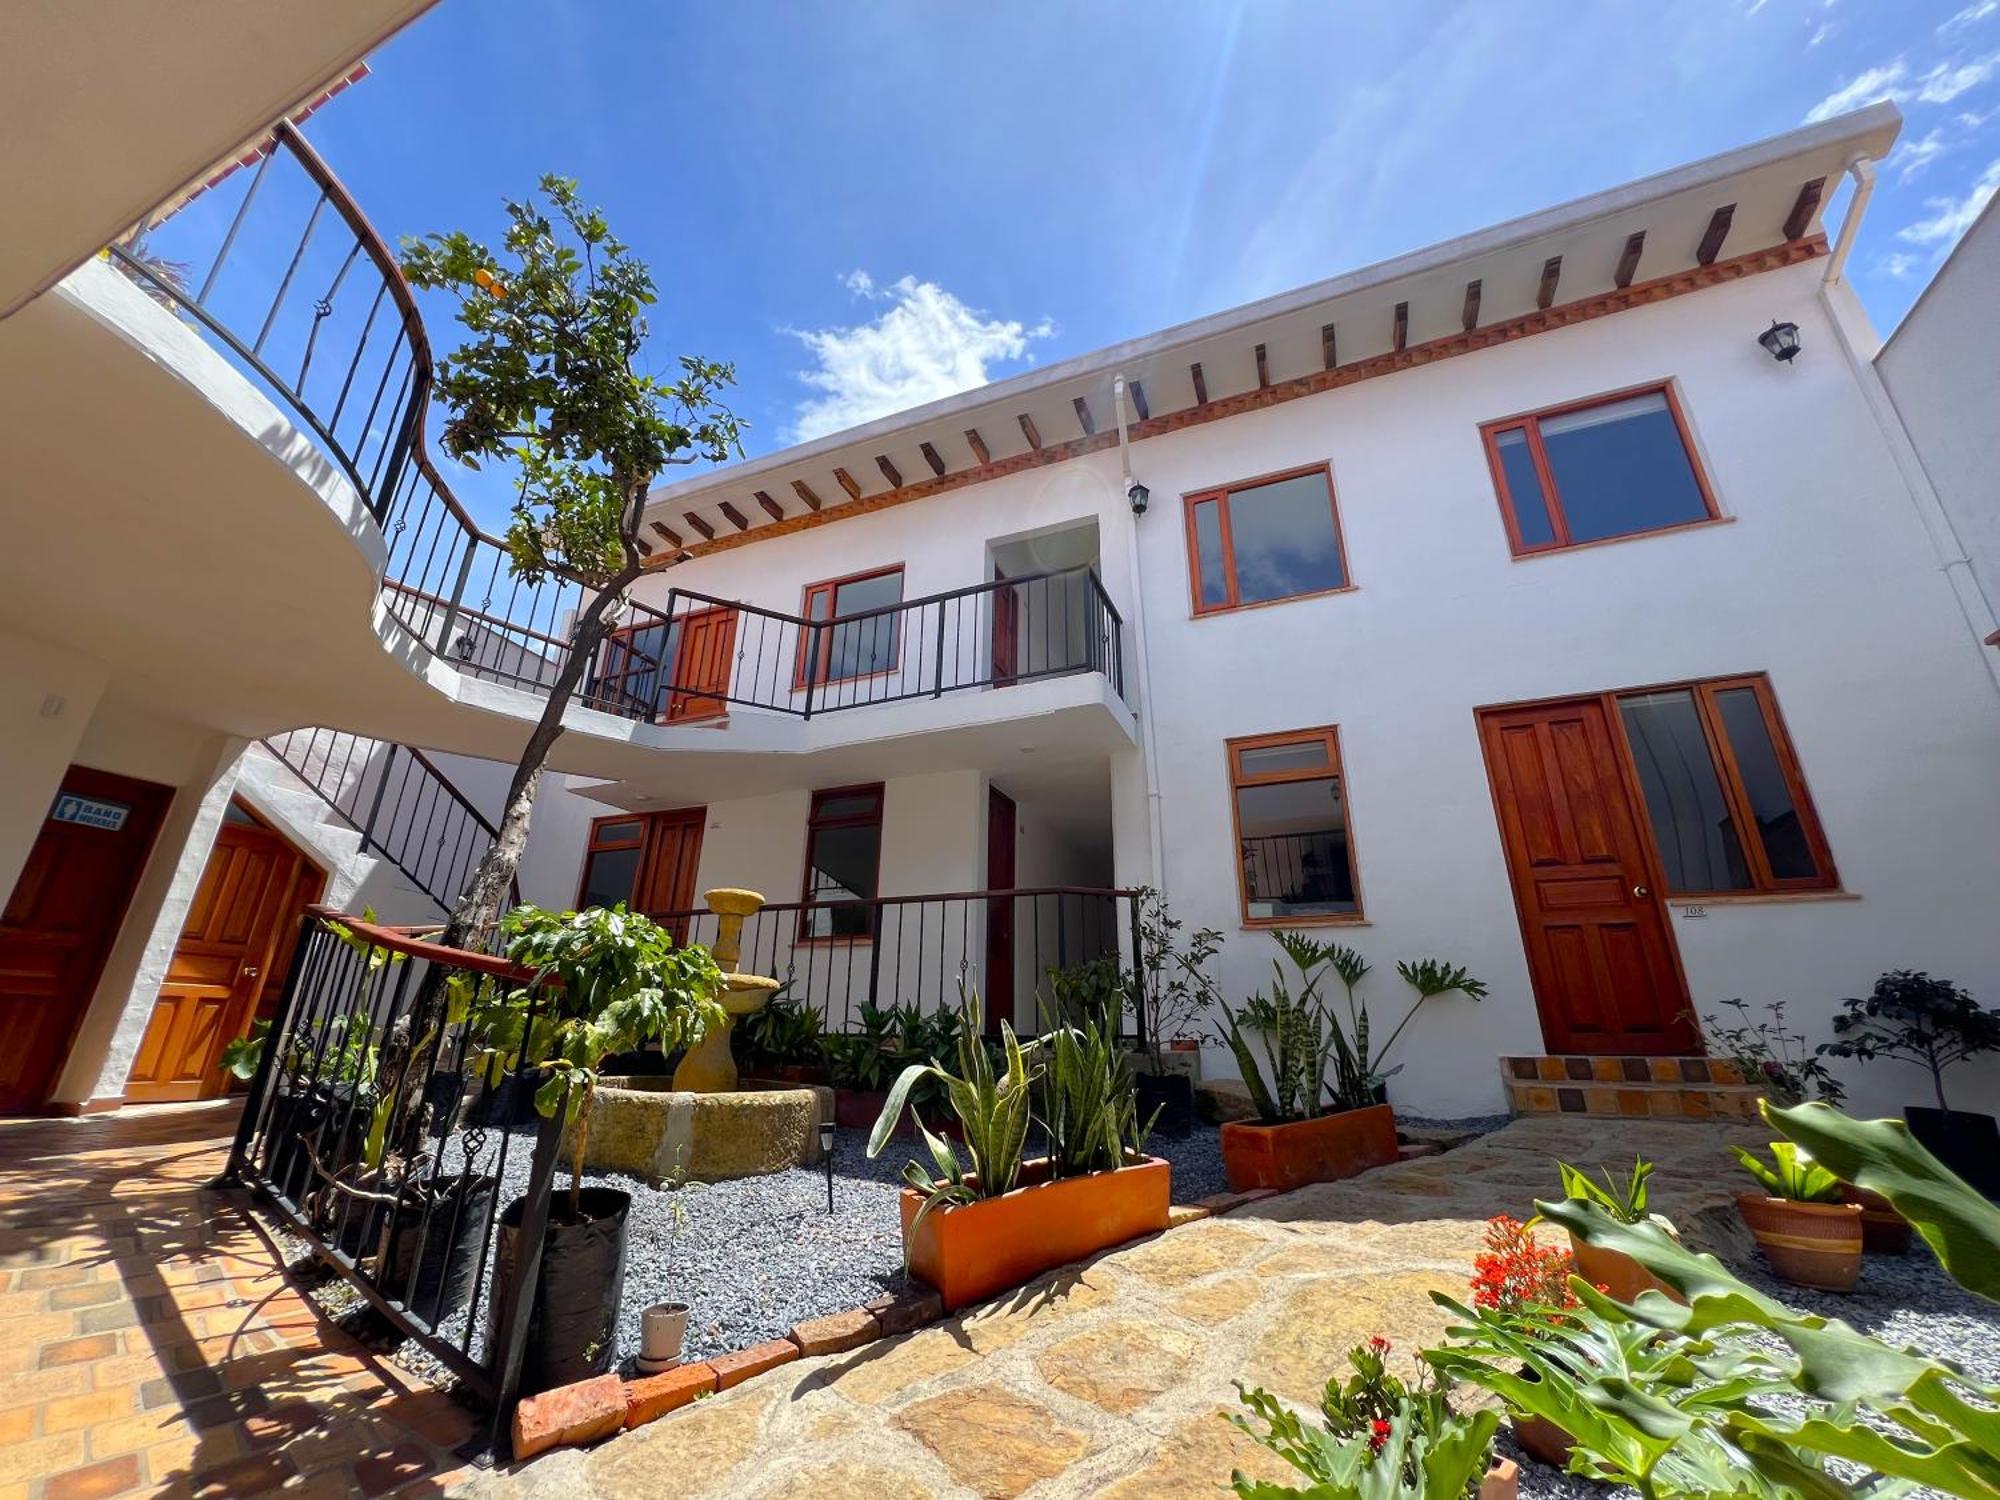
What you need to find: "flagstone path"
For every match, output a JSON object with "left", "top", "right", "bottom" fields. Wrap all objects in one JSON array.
[
  {"left": 463, "top": 1114, "right": 1768, "bottom": 1500},
  {"left": 0, "top": 1103, "right": 476, "bottom": 1499}
]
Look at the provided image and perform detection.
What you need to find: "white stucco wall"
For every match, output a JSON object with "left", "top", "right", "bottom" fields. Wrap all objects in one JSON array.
[
  {"left": 1877, "top": 195, "right": 2000, "bottom": 631},
  {"left": 0, "top": 629, "right": 110, "bottom": 901}
]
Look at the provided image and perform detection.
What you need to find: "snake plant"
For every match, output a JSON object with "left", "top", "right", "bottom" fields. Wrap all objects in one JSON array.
[{"left": 1037, "top": 999, "right": 1155, "bottom": 1178}]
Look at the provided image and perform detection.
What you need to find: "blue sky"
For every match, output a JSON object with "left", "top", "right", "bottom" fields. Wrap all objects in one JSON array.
[{"left": 294, "top": 0, "right": 2000, "bottom": 498}]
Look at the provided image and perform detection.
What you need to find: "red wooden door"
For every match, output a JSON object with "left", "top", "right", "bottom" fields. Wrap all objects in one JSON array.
[
  {"left": 984, "top": 787, "right": 1016, "bottom": 1038},
  {"left": 668, "top": 607, "right": 737, "bottom": 722},
  {"left": 0, "top": 767, "right": 171, "bottom": 1113},
  {"left": 992, "top": 571, "right": 1019, "bottom": 687},
  {"left": 125, "top": 813, "right": 317, "bottom": 1103},
  {"left": 634, "top": 808, "right": 706, "bottom": 944},
  {"left": 1478, "top": 699, "right": 1698, "bottom": 1055}
]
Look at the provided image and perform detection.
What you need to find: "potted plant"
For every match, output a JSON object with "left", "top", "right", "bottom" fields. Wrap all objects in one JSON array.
[
  {"left": 1129, "top": 889, "right": 1225, "bottom": 1135},
  {"left": 1730, "top": 1141, "right": 1863, "bottom": 1292},
  {"left": 868, "top": 990, "right": 1168, "bottom": 1310},
  {"left": 1817, "top": 970, "right": 2000, "bottom": 1197},
  {"left": 737, "top": 992, "right": 827, "bottom": 1084},
  {"left": 1214, "top": 935, "right": 1485, "bottom": 1193},
  {"left": 1229, "top": 1335, "right": 1514, "bottom": 1499},
  {"left": 1696, "top": 998, "right": 1846, "bottom": 1107},
  {"left": 1547, "top": 1157, "right": 1683, "bottom": 1305},
  {"left": 473, "top": 903, "right": 723, "bottom": 1394},
  {"left": 1466, "top": 1215, "right": 1583, "bottom": 1470}
]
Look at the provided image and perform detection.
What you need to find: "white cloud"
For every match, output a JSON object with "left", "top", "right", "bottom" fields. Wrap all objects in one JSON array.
[
  {"left": 1892, "top": 127, "right": 1951, "bottom": 181},
  {"left": 1941, "top": 1, "right": 1997, "bottom": 33},
  {"left": 1876, "top": 251, "right": 1920, "bottom": 278},
  {"left": 1916, "top": 50, "right": 2000, "bottom": 102},
  {"left": 1804, "top": 60, "right": 1907, "bottom": 122},
  {"left": 1808, "top": 22, "right": 1838, "bottom": 47},
  {"left": 1897, "top": 157, "right": 2000, "bottom": 244},
  {"left": 785, "top": 274, "right": 1054, "bottom": 444}
]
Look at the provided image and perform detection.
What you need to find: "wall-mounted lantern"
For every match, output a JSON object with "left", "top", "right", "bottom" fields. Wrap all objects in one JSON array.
[
  {"left": 1127, "top": 481, "right": 1151, "bottom": 515},
  {"left": 1758, "top": 319, "right": 1802, "bottom": 365}
]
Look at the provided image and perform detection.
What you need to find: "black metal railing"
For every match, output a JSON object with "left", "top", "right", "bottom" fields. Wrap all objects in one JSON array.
[
  {"left": 108, "top": 123, "right": 1130, "bottom": 732},
  {"left": 222, "top": 909, "right": 565, "bottom": 1453},
  {"left": 261, "top": 729, "right": 517, "bottom": 915},
  {"left": 654, "top": 886, "right": 1144, "bottom": 1037}
]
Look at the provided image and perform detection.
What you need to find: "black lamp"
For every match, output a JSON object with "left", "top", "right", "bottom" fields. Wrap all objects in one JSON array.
[
  {"left": 1758, "top": 319, "right": 1802, "bottom": 364},
  {"left": 819, "top": 1119, "right": 835, "bottom": 1213},
  {"left": 1127, "top": 481, "right": 1150, "bottom": 515}
]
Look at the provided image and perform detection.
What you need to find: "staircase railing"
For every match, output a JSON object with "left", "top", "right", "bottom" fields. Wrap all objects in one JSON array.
[{"left": 262, "top": 728, "right": 517, "bottom": 916}]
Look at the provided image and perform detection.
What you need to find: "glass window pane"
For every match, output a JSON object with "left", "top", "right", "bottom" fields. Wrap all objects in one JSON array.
[
  {"left": 804, "top": 821, "right": 879, "bottom": 937},
  {"left": 811, "top": 792, "right": 879, "bottom": 821},
  {"left": 1236, "top": 774, "right": 1357, "bottom": 918},
  {"left": 1541, "top": 392, "right": 1708, "bottom": 544},
  {"left": 1493, "top": 428, "right": 1557, "bottom": 548},
  {"left": 825, "top": 572, "right": 902, "bottom": 680},
  {"left": 579, "top": 846, "right": 640, "bottom": 909},
  {"left": 594, "top": 820, "right": 643, "bottom": 845},
  {"left": 1714, "top": 687, "right": 1819, "bottom": 880},
  {"left": 1192, "top": 498, "right": 1229, "bottom": 608},
  {"left": 1618, "top": 690, "right": 1751, "bottom": 892},
  {"left": 1238, "top": 739, "right": 1330, "bottom": 778},
  {"left": 1226, "top": 472, "right": 1346, "bottom": 604}
]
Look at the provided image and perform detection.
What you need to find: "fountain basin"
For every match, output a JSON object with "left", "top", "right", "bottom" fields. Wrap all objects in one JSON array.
[{"left": 574, "top": 1076, "right": 833, "bottom": 1184}]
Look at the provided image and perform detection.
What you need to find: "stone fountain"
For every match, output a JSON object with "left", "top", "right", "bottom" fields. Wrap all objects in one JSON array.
[{"left": 577, "top": 888, "right": 830, "bottom": 1184}]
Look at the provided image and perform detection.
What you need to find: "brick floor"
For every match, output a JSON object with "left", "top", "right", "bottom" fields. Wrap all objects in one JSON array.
[{"left": 0, "top": 1102, "right": 478, "bottom": 1498}]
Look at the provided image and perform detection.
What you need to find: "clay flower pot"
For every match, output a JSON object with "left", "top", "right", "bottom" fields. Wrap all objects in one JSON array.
[
  {"left": 1568, "top": 1231, "right": 1684, "bottom": 1305},
  {"left": 1733, "top": 1192, "right": 1863, "bottom": 1292},
  {"left": 1218, "top": 1102, "right": 1398, "bottom": 1193},
  {"left": 1840, "top": 1184, "right": 1912, "bottom": 1256},
  {"left": 899, "top": 1156, "right": 1171, "bottom": 1310},
  {"left": 1480, "top": 1456, "right": 1521, "bottom": 1500},
  {"left": 636, "top": 1301, "right": 690, "bottom": 1374}
]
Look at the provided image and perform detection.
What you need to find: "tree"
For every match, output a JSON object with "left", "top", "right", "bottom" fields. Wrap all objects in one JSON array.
[{"left": 377, "top": 179, "right": 742, "bottom": 1157}]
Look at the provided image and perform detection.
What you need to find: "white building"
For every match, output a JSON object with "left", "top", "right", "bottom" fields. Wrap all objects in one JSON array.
[{"left": 3, "top": 59, "right": 1995, "bottom": 1123}]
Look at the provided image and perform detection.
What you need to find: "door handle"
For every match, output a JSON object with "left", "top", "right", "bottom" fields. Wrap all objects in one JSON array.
[
  {"left": 242, "top": 964, "right": 259, "bottom": 980},
  {"left": 1632, "top": 886, "right": 1650, "bottom": 899}
]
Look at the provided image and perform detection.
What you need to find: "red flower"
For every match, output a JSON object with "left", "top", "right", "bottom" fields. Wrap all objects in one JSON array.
[
  {"left": 1368, "top": 1335, "right": 1391, "bottom": 1354},
  {"left": 1369, "top": 1417, "right": 1392, "bottom": 1453},
  {"left": 1470, "top": 1216, "right": 1579, "bottom": 1315}
]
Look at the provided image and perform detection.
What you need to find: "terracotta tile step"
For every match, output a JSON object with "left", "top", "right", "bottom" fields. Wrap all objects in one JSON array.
[{"left": 1499, "top": 1057, "right": 1765, "bottom": 1121}]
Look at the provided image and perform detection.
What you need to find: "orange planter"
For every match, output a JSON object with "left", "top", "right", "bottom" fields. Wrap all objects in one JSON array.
[
  {"left": 899, "top": 1157, "right": 1171, "bottom": 1311},
  {"left": 1841, "top": 1184, "right": 1912, "bottom": 1256},
  {"left": 1218, "top": 1103, "right": 1398, "bottom": 1193},
  {"left": 1734, "top": 1193, "right": 1863, "bottom": 1291},
  {"left": 1569, "top": 1232, "right": 1684, "bottom": 1305}
]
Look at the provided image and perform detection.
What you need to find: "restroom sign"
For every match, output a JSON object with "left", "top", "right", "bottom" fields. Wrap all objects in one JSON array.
[{"left": 51, "top": 794, "right": 129, "bottom": 831}]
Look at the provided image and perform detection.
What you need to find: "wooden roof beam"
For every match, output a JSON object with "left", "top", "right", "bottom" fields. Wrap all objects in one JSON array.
[
  {"left": 1254, "top": 343, "right": 1270, "bottom": 389},
  {"left": 1127, "top": 379, "right": 1149, "bottom": 421},
  {"left": 1392, "top": 301, "right": 1408, "bottom": 352},
  {"left": 1018, "top": 413, "right": 1043, "bottom": 451},
  {"left": 1783, "top": 178, "right": 1826, "bottom": 242},
  {"left": 1190, "top": 362, "right": 1209, "bottom": 406},
  {"left": 717, "top": 500, "right": 749, "bottom": 532},
  {"left": 833, "top": 467, "right": 864, "bottom": 502},
  {"left": 1321, "top": 323, "right": 1337, "bottom": 370},
  {"left": 875, "top": 454, "right": 903, "bottom": 490},
  {"left": 1614, "top": 231, "right": 1646, "bottom": 289},
  {"left": 1461, "top": 279, "right": 1482, "bottom": 333},
  {"left": 918, "top": 441, "right": 947, "bottom": 478},
  {"left": 790, "top": 479, "right": 823, "bottom": 513},
  {"left": 1072, "top": 396, "right": 1096, "bottom": 437},
  {"left": 650, "top": 519, "right": 683, "bottom": 549},
  {"left": 1696, "top": 204, "right": 1735, "bottom": 266},
  {"left": 755, "top": 490, "right": 785, "bottom": 523},
  {"left": 964, "top": 427, "right": 991, "bottom": 465},
  {"left": 1536, "top": 256, "right": 1562, "bottom": 311},
  {"left": 683, "top": 511, "right": 715, "bottom": 541}
]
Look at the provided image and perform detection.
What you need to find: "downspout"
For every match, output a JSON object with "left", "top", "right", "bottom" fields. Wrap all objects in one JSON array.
[
  {"left": 1816, "top": 156, "right": 2000, "bottom": 697},
  {"left": 1113, "top": 373, "right": 1170, "bottom": 899}
]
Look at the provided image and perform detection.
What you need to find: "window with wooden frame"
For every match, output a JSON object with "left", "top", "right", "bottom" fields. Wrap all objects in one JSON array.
[
  {"left": 577, "top": 816, "right": 646, "bottom": 910},
  {"left": 1480, "top": 382, "right": 1720, "bottom": 556},
  {"left": 1226, "top": 727, "right": 1363, "bottom": 925},
  {"left": 1184, "top": 465, "right": 1349, "bottom": 615},
  {"left": 1614, "top": 675, "right": 1836, "bottom": 896},
  {"left": 799, "top": 784, "right": 884, "bottom": 939},
  {"left": 588, "top": 620, "right": 674, "bottom": 717},
  {"left": 795, "top": 566, "right": 905, "bottom": 687}
]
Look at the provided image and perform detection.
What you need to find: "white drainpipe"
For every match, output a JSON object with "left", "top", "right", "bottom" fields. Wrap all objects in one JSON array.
[
  {"left": 1822, "top": 155, "right": 1874, "bottom": 287},
  {"left": 1113, "top": 373, "right": 1169, "bottom": 900}
]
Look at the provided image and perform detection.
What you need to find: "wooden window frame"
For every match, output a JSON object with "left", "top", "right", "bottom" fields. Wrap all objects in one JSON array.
[
  {"left": 1479, "top": 380, "right": 1722, "bottom": 558},
  {"left": 1225, "top": 726, "right": 1366, "bottom": 928},
  {"left": 797, "top": 782, "right": 885, "bottom": 943},
  {"left": 1609, "top": 673, "right": 1838, "bottom": 897},
  {"left": 1182, "top": 462, "right": 1352, "bottom": 617},
  {"left": 793, "top": 564, "right": 907, "bottom": 690},
  {"left": 575, "top": 813, "right": 648, "bottom": 908}
]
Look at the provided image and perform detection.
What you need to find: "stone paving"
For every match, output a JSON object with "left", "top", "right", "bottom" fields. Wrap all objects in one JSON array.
[
  {"left": 0, "top": 1103, "right": 476, "bottom": 1500},
  {"left": 465, "top": 1114, "right": 1767, "bottom": 1500}
]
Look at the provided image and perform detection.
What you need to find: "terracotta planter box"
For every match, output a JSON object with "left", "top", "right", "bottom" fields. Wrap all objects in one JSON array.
[
  {"left": 899, "top": 1156, "right": 1171, "bottom": 1311},
  {"left": 1841, "top": 1184, "right": 1912, "bottom": 1256},
  {"left": 1480, "top": 1457, "right": 1520, "bottom": 1500},
  {"left": 1568, "top": 1232, "right": 1683, "bottom": 1305},
  {"left": 1734, "top": 1193, "right": 1863, "bottom": 1292},
  {"left": 1218, "top": 1103, "right": 1398, "bottom": 1193}
]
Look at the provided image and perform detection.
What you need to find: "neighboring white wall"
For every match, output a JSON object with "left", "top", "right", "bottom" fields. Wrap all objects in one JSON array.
[
  {"left": 1119, "top": 259, "right": 2000, "bottom": 1118},
  {"left": 1877, "top": 195, "right": 2000, "bottom": 632},
  {"left": 0, "top": 629, "right": 109, "bottom": 900}
]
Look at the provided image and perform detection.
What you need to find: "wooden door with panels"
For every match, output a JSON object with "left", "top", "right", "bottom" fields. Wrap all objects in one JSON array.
[
  {"left": 667, "top": 606, "right": 737, "bottom": 722},
  {"left": 1477, "top": 697, "right": 1699, "bottom": 1055},
  {"left": 634, "top": 808, "right": 706, "bottom": 944},
  {"left": 125, "top": 808, "right": 324, "bottom": 1103}
]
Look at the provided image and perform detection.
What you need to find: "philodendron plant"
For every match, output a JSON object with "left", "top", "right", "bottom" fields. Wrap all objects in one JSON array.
[
  {"left": 869, "top": 988, "right": 1039, "bottom": 1232},
  {"left": 1426, "top": 1101, "right": 2000, "bottom": 1498}
]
